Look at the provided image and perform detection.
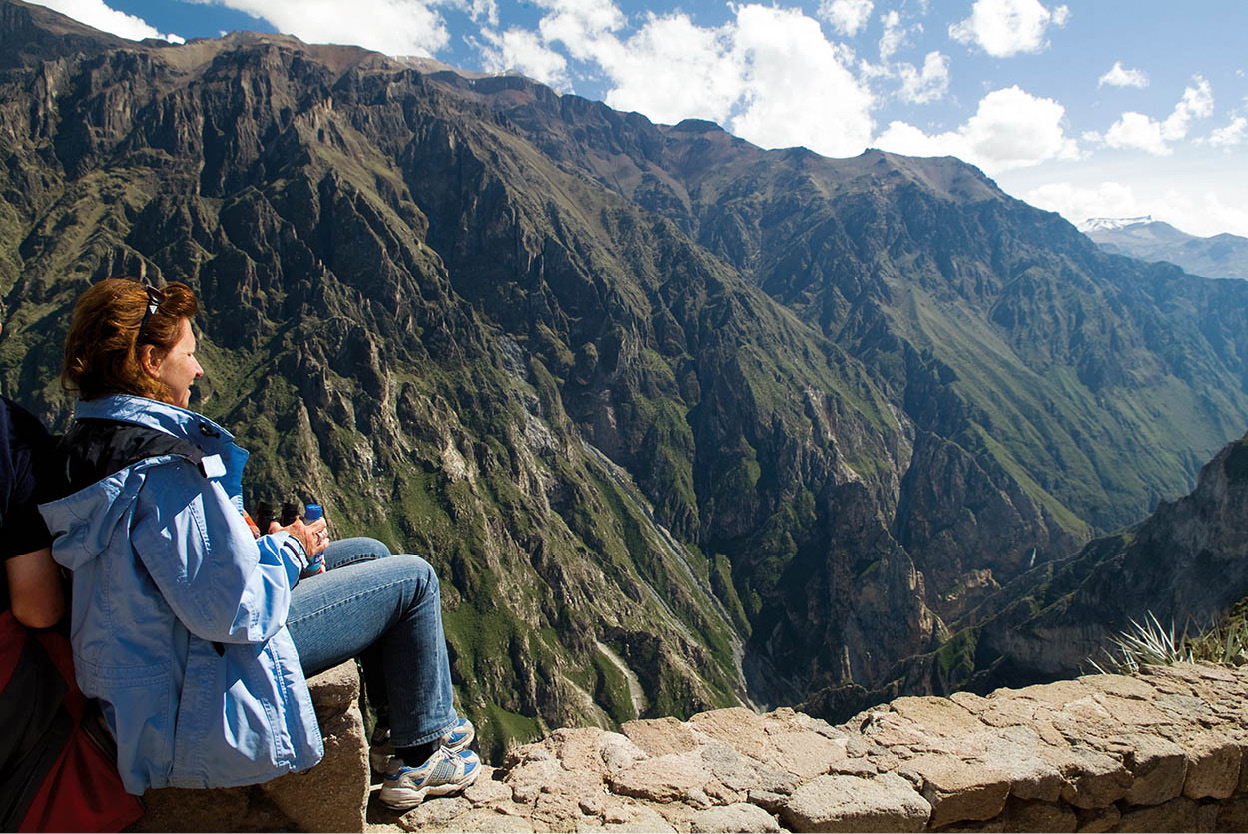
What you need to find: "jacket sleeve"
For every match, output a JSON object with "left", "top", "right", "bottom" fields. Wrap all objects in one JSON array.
[{"left": 130, "top": 459, "right": 308, "bottom": 644}]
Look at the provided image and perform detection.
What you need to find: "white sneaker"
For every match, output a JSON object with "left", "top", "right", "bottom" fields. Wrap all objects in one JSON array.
[
  {"left": 378, "top": 747, "right": 481, "bottom": 810},
  {"left": 370, "top": 718, "right": 476, "bottom": 772}
]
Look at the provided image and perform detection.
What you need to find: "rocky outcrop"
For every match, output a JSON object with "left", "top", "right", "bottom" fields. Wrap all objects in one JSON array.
[
  {"left": 376, "top": 662, "right": 1248, "bottom": 833},
  {"left": 132, "top": 661, "right": 1248, "bottom": 832},
  {"left": 915, "top": 429, "right": 1248, "bottom": 699},
  {"left": 133, "top": 662, "right": 369, "bottom": 833}
]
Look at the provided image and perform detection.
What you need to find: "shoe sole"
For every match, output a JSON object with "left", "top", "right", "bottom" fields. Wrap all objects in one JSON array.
[{"left": 378, "top": 767, "right": 480, "bottom": 811}]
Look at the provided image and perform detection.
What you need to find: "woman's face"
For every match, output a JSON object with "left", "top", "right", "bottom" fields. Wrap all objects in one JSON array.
[{"left": 149, "top": 318, "right": 203, "bottom": 409}]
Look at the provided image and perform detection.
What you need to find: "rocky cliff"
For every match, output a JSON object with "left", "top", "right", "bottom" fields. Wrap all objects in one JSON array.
[
  {"left": 948, "top": 427, "right": 1248, "bottom": 695},
  {"left": 150, "top": 661, "right": 1248, "bottom": 833},
  {"left": 3, "top": 0, "right": 1248, "bottom": 747},
  {"left": 801, "top": 426, "right": 1248, "bottom": 720}
]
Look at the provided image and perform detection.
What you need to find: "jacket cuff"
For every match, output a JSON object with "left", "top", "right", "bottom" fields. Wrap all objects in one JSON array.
[{"left": 273, "top": 531, "right": 309, "bottom": 574}]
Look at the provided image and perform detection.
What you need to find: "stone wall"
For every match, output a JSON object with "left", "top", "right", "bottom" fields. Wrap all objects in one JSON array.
[
  {"left": 391, "top": 663, "right": 1248, "bottom": 833},
  {"left": 133, "top": 662, "right": 1248, "bottom": 832}
]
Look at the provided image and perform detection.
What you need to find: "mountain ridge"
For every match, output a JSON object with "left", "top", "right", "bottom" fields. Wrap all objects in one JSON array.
[
  {"left": 2, "top": 0, "right": 1248, "bottom": 752},
  {"left": 1081, "top": 216, "right": 1248, "bottom": 281}
]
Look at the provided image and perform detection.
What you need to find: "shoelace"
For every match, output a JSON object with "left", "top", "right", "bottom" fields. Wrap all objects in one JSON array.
[
  {"left": 425, "top": 747, "right": 460, "bottom": 783},
  {"left": 391, "top": 745, "right": 457, "bottom": 781}
]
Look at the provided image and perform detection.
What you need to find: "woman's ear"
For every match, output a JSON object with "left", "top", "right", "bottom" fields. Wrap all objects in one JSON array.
[{"left": 139, "top": 343, "right": 163, "bottom": 380}]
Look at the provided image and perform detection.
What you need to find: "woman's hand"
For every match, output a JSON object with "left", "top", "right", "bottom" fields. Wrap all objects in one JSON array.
[{"left": 269, "top": 517, "right": 329, "bottom": 557}]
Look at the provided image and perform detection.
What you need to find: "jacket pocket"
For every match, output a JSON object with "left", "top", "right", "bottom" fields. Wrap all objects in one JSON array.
[
  {"left": 168, "top": 639, "right": 288, "bottom": 788},
  {"left": 75, "top": 658, "right": 174, "bottom": 792}
]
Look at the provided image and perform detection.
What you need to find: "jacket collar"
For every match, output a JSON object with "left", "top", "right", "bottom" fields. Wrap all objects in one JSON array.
[{"left": 74, "top": 394, "right": 235, "bottom": 446}]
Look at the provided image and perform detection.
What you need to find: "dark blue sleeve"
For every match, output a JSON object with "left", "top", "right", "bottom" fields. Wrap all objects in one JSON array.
[{"left": 0, "top": 397, "right": 54, "bottom": 560}]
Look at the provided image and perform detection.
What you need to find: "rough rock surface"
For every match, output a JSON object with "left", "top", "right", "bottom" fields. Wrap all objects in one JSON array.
[
  {"left": 132, "top": 662, "right": 368, "bottom": 833},
  {"left": 131, "top": 661, "right": 1248, "bottom": 832},
  {"left": 364, "top": 663, "right": 1248, "bottom": 833}
]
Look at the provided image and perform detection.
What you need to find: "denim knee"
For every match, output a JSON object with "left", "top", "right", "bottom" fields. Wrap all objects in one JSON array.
[
  {"left": 322, "top": 536, "right": 393, "bottom": 569},
  {"left": 392, "top": 554, "right": 439, "bottom": 597}
]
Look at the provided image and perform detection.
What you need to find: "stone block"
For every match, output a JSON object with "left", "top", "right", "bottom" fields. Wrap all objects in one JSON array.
[
  {"left": 760, "top": 729, "right": 850, "bottom": 780},
  {"left": 688, "top": 708, "right": 771, "bottom": 756},
  {"left": 999, "top": 797, "right": 1077, "bottom": 833},
  {"left": 599, "top": 732, "right": 648, "bottom": 772},
  {"left": 1090, "top": 693, "right": 1172, "bottom": 728},
  {"left": 602, "top": 804, "right": 677, "bottom": 832},
  {"left": 1054, "top": 746, "right": 1131, "bottom": 809},
  {"left": 1115, "top": 796, "right": 1204, "bottom": 833},
  {"left": 1077, "top": 673, "right": 1157, "bottom": 701},
  {"left": 393, "top": 795, "right": 471, "bottom": 830},
  {"left": 608, "top": 752, "right": 708, "bottom": 802},
  {"left": 133, "top": 661, "right": 368, "bottom": 833},
  {"left": 424, "top": 807, "right": 536, "bottom": 832},
  {"left": 980, "top": 727, "right": 1063, "bottom": 802},
  {"left": 622, "top": 717, "right": 700, "bottom": 758},
  {"left": 901, "top": 754, "right": 1010, "bottom": 828},
  {"left": 779, "top": 772, "right": 931, "bottom": 833},
  {"left": 1119, "top": 733, "right": 1186, "bottom": 806},
  {"left": 548, "top": 727, "right": 608, "bottom": 774},
  {"left": 1183, "top": 732, "right": 1242, "bottom": 799},
  {"left": 1073, "top": 804, "right": 1119, "bottom": 833},
  {"left": 1017, "top": 680, "right": 1090, "bottom": 710},
  {"left": 263, "top": 670, "right": 369, "bottom": 834},
  {"left": 690, "top": 802, "right": 782, "bottom": 833},
  {"left": 464, "top": 768, "right": 516, "bottom": 806},
  {"left": 890, "top": 696, "right": 986, "bottom": 737},
  {"left": 1215, "top": 796, "right": 1248, "bottom": 831},
  {"left": 129, "top": 786, "right": 284, "bottom": 832},
  {"left": 698, "top": 741, "right": 770, "bottom": 794}
]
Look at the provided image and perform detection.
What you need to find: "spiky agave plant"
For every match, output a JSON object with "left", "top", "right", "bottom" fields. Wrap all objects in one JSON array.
[
  {"left": 1088, "top": 611, "right": 1191, "bottom": 675},
  {"left": 1186, "top": 617, "right": 1248, "bottom": 666}
]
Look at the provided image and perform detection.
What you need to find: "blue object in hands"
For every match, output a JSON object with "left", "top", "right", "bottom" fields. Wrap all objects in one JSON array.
[{"left": 302, "top": 503, "right": 325, "bottom": 575}]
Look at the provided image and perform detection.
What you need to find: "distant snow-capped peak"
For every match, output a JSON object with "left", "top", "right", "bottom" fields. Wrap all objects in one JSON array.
[{"left": 1078, "top": 216, "right": 1155, "bottom": 233}]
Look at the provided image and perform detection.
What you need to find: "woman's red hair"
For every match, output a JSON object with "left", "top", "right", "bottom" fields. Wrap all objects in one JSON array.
[{"left": 62, "top": 279, "right": 199, "bottom": 403}]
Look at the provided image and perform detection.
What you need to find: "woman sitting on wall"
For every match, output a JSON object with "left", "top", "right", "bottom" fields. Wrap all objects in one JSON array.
[{"left": 38, "top": 278, "right": 476, "bottom": 811}]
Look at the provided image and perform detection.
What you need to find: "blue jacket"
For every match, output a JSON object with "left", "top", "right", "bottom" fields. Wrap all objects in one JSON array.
[{"left": 38, "top": 395, "right": 323, "bottom": 794}]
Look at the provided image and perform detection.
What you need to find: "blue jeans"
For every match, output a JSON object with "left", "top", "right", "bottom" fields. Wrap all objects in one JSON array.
[{"left": 285, "top": 538, "right": 459, "bottom": 747}]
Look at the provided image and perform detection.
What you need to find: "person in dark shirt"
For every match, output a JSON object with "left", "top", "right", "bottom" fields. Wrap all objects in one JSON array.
[{"left": 0, "top": 322, "right": 64, "bottom": 627}]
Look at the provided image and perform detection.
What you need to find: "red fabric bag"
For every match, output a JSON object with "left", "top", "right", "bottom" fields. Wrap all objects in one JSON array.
[{"left": 0, "top": 611, "right": 143, "bottom": 832}]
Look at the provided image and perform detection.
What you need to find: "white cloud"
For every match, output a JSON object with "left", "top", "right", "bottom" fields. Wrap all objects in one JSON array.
[
  {"left": 1095, "top": 77, "right": 1213, "bottom": 155},
  {"left": 878, "top": 10, "right": 905, "bottom": 61},
  {"left": 532, "top": 3, "right": 874, "bottom": 158},
  {"left": 1209, "top": 116, "right": 1248, "bottom": 148},
  {"left": 1023, "top": 181, "right": 1142, "bottom": 226},
  {"left": 1102, "top": 111, "right": 1168, "bottom": 155},
  {"left": 462, "top": 0, "right": 499, "bottom": 27},
  {"left": 729, "top": 5, "right": 875, "bottom": 156},
  {"left": 875, "top": 85, "right": 1079, "bottom": 173},
  {"left": 897, "top": 50, "right": 949, "bottom": 104},
  {"left": 29, "top": 0, "right": 184, "bottom": 42},
  {"left": 478, "top": 27, "right": 570, "bottom": 89},
  {"left": 598, "top": 14, "right": 742, "bottom": 126},
  {"left": 1022, "top": 180, "right": 1248, "bottom": 238},
  {"left": 537, "top": 0, "right": 626, "bottom": 62},
  {"left": 820, "top": 0, "right": 873, "bottom": 37},
  {"left": 1163, "top": 76, "right": 1213, "bottom": 137},
  {"left": 209, "top": 0, "right": 449, "bottom": 56},
  {"left": 1098, "top": 61, "right": 1147, "bottom": 89},
  {"left": 1200, "top": 192, "right": 1248, "bottom": 238},
  {"left": 948, "top": 0, "right": 1069, "bottom": 58}
]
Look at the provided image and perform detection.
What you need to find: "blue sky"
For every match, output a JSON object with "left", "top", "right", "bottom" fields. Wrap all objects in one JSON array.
[{"left": 30, "top": 0, "right": 1248, "bottom": 237}]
